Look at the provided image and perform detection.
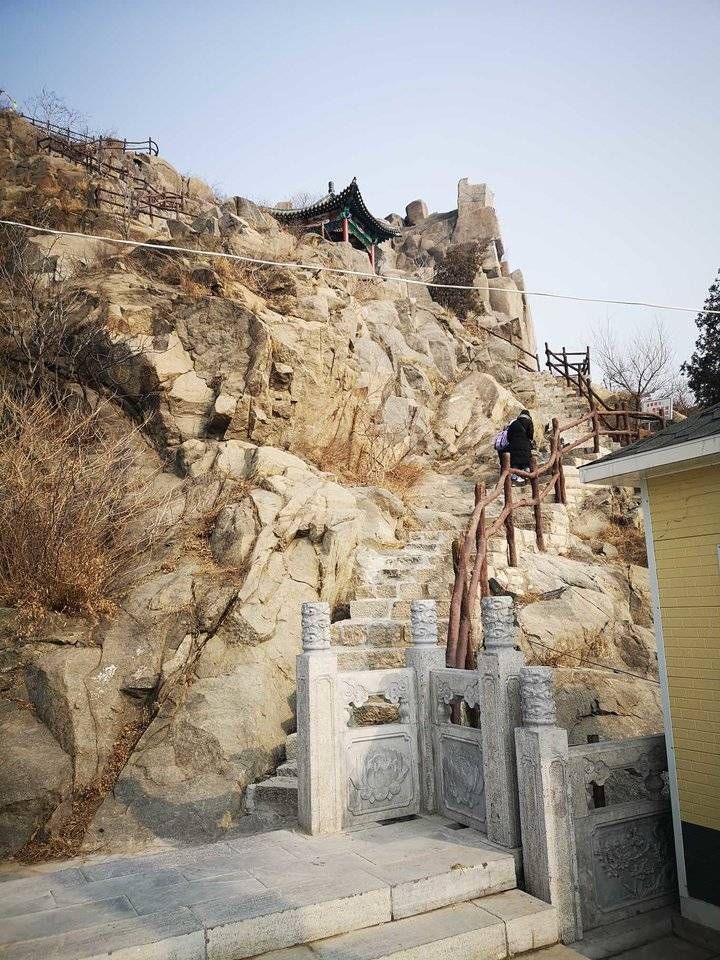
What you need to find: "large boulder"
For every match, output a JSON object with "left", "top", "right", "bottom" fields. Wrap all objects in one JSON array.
[{"left": 0, "top": 702, "right": 72, "bottom": 857}]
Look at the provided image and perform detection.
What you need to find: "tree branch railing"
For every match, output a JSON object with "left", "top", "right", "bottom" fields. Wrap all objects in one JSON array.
[
  {"left": 17, "top": 111, "right": 159, "bottom": 155},
  {"left": 446, "top": 406, "right": 663, "bottom": 670},
  {"left": 544, "top": 342, "right": 665, "bottom": 447},
  {"left": 485, "top": 325, "right": 540, "bottom": 372}
]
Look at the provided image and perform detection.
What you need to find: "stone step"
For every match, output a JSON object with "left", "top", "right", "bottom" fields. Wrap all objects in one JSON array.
[
  {"left": 349, "top": 599, "right": 394, "bottom": 619},
  {"left": 245, "top": 776, "right": 298, "bottom": 817},
  {"left": 285, "top": 732, "right": 297, "bottom": 762},
  {"left": 334, "top": 646, "right": 407, "bottom": 671},
  {"left": 276, "top": 760, "right": 297, "bottom": 778},
  {"left": 391, "top": 598, "right": 451, "bottom": 619},
  {"left": 263, "top": 890, "right": 558, "bottom": 960},
  {"left": 332, "top": 618, "right": 407, "bottom": 648}
]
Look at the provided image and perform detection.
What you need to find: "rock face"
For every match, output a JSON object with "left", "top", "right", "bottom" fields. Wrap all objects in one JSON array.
[
  {"left": 0, "top": 702, "right": 72, "bottom": 857},
  {"left": 390, "top": 178, "right": 536, "bottom": 359},
  {"left": 0, "top": 110, "right": 661, "bottom": 858}
]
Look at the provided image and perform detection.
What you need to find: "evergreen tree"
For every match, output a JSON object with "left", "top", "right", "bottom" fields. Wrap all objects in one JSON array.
[{"left": 682, "top": 269, "right": 720, "bottom": 407}]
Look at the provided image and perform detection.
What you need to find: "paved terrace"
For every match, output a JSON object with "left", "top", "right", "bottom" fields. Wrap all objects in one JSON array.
[{"left": 0, "top": 815, "right": 577, "bottom": 960}]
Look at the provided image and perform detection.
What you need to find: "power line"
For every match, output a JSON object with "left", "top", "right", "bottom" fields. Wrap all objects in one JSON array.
[
  {"left": 524, "top": 635, "right": 660, "bottom": 685},
  {"left": 1, "top": 218, "right": 718, "bottom": 316}
]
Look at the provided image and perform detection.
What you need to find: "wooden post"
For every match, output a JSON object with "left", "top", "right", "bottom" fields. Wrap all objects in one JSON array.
[
  {"left": 530, "top": 455, "right": 545, "bottom": 552},
  {"left": 590, "top": 394, "right": 600, "bottom": 454},
  {"left": 501, "top": 452, "right": 517, "bottom": 567},
  {"left": 475, "top": 482, "right": 489, "bottom": 599},
  {"left": 342, "top": 217, "right": 349, "bottom": 243},
  {"left": 551, "top": 417, "right": 567, "bottom": 505},
  {"left": 544, "top": 342, "right": 551, "bottom": 371},
  {"left": 369, "top": 243, "right": 376, "bottom": 273},
  {"left": 562, "top": 347, "right": 569, "bottom": 385},
  {"left": 558, "top": 447, "right": 567, "bottom": 506}
]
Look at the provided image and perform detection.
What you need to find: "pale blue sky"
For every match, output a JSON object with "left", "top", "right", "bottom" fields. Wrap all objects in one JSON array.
[{"left": 3, "top": 0, "right": 718, "bottom": 368}]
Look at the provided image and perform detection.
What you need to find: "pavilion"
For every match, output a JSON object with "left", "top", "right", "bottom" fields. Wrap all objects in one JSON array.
[{"left": 268, "top": 178, "right": 400, "bottom": 272}]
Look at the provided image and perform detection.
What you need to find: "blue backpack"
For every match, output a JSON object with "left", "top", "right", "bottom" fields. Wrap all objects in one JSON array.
[{"left": 494, "top": 425, "right": 510, "bottom": 453}]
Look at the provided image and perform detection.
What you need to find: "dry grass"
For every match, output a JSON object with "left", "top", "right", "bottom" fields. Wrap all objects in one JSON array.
[
  {"left": 0, "top": 388, "right": 164, "bottom": 622},
  {"left": 526, "top": 627, "right": 614, "bottom": 669},
  {"left": 295, "top": 432, "right": 427, "bottom": 497},
  {"left": 15, "top": 709, "right": 150, "bottom": 863},
  {"left": 598, "top": 520, "right": 648, "bottom": 566}
]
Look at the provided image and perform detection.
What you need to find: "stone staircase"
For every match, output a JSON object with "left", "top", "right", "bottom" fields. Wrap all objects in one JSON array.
[
  {"left": 0, "top": 814, "right": 583, "bottom": 960},
  {"left": 246, "top": 531, "right": 455, "bottom": 818},
  {"left": 246, "top": 364, "right": 621, "bottom": 822}
]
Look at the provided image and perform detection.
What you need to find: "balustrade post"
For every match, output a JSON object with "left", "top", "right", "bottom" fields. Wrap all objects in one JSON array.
[
  {"left": 296, "top": 602, "right": 342, "bottom": 835},
  {"left": 406, "top": 600, "right": 444, "bottom": 813},
  {"left": 501, "top": 452, "right": 517, "bottom": 567},
  {"left": 529, "top": 455, "right": 545, "bottom": 552},
  {"left": 479, "top": 597, "right": 525, "bottom": 848},
  {"left": 514, "top": 667, "right": 582, "bottom": 943}
]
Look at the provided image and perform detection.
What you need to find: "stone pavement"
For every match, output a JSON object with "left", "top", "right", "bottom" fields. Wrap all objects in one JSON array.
[{"left": 0, "top": 815, "right": 580, "bottom": 960}]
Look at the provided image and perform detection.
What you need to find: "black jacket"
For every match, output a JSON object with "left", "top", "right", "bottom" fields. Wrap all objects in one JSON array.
[{"left": 507, "top": 414, "right": 534, "bottom": 468}]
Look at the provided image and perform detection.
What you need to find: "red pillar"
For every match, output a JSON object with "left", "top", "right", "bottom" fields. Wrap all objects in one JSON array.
[
  {"left": 342, "top": 217, "right": 349, "bottom": 243},
  {"left": 369, "top": 244, "right": 376, "bottom": 273}
]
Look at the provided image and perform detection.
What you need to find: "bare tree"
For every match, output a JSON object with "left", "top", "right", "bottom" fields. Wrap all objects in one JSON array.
[
  {"left": 592, "top": 319, "right": 676, "bottom": 410},
  {"left": 25, "top": 87, "right": 87, "bottom": 132}
]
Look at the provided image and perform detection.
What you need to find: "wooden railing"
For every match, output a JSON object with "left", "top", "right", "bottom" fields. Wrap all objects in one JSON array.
[
  {"left": 446, "top": 407, "right": 662, "bottom": 670},
  {"left": 18, "top": 112, "right": 158, "bottom": 154},
  {"left": 486, "top": 325, "right": 540, "bottom": 372},
  {"left": 545, "top": 342, "right": 665, "bottom": 447}
]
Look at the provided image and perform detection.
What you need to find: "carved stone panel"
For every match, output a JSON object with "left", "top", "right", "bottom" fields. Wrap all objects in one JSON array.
[
  {"left": 438, "top": 733, "right": 486, "bottom": 827},
  {"left": 592, "top": 813, "right": 676, "bottom": 911},
  {"left": 345, "top": 730, "right": 419, "bottom": 824}
]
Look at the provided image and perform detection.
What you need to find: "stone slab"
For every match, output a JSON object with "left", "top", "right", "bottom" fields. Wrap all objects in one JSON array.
[
  {"left": 0, "top": 868, "right": 86, "bottom": 907},
  {"left": 570, "top": 907, "right": 673, "bottom": 958},
  {"left": 478, "top": 889, "right": 558, "bottom": 955},
  {"left": 51, "top": 868, "right": 189, "bottom": 906},
  {"left": 604, "top": 937, "right": 716, "bottom": 960},
  {"left": 0, "top": 907, "right": 205, "bottom": 960},
  {"left": 309, "top": 902, "right": 505, "bottom": 960},
  {"left": 130, "top": 874, "right": 267, "bottom": 916},
  {"left": 193, "top": 872, "right": 391, "bottom": 960},
  {"left": 0, "top": 893, "right": 56, "bottom": 920},
  {"left": 350, "top": 847, "right": 515, "bottom": 919},
  {"left": 0, "top": 896, "right": 136, "bottom": 946},
  {"left": 251, "top": 853, "right": 383, "bottom": 891},
  {"left": 262, "top": 902, "right": 507, "bottom": 960}
]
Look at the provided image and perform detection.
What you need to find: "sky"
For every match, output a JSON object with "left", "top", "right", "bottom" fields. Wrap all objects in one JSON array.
[{"left": 2, "top": 0, "right": 718, "bottom": 373}]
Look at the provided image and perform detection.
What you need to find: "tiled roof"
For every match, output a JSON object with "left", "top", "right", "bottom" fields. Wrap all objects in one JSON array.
[
  {"left": 590, "top": 402, "right": 720, "bottom": 467},
  {"left": 268, "top": 178, "right": 400, "bottom": 241}
]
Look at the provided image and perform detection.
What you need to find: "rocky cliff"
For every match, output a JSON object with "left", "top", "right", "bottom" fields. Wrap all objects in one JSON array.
[{"left": 0, "top": 111, "right": 661, "bottom": 860}]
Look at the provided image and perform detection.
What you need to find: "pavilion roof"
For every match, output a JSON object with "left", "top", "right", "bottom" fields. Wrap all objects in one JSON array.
[{"left": 268, "top": 178, "right": 401, "bottom": 242}]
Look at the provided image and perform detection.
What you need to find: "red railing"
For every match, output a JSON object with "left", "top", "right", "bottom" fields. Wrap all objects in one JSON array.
[{"left": 446, "top": 406, "right": 663, "bottom": 670}]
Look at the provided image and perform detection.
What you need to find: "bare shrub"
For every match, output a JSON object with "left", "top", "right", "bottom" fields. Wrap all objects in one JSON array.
[
  {"left": 0, "top": 226, "right": 144, "bottom": 394},
  {"left": 0, "top": 388, "right": 163, "bottom": 620},
  {"left": 429, "top": 242, "right": 487, "bottom": 320},
  {"left": 295, "top": 409, "right": 426, "bottom": 496},
  {"left": 598, "top": 520, "right": 648, "bottom": 566},
  {"left": 25, "top": 87, "right": 87, "bottom": 132}
]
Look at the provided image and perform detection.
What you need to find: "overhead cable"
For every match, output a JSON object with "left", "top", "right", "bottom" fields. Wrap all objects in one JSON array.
[{"left": 0, "top": 218, "right": 717, "bottom": 316}]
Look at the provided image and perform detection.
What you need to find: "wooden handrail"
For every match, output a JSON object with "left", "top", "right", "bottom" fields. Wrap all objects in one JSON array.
[
  {"left": 446, "top": 403, "right": 666, "bottom": 670},
  {"left": 485, "top": 326, "right": 540, "bottom": 371}
]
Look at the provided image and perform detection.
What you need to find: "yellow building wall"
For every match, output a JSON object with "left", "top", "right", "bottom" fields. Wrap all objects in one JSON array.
[{"left": 649, "top": 463, "right": 720, "bottom": 831}]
